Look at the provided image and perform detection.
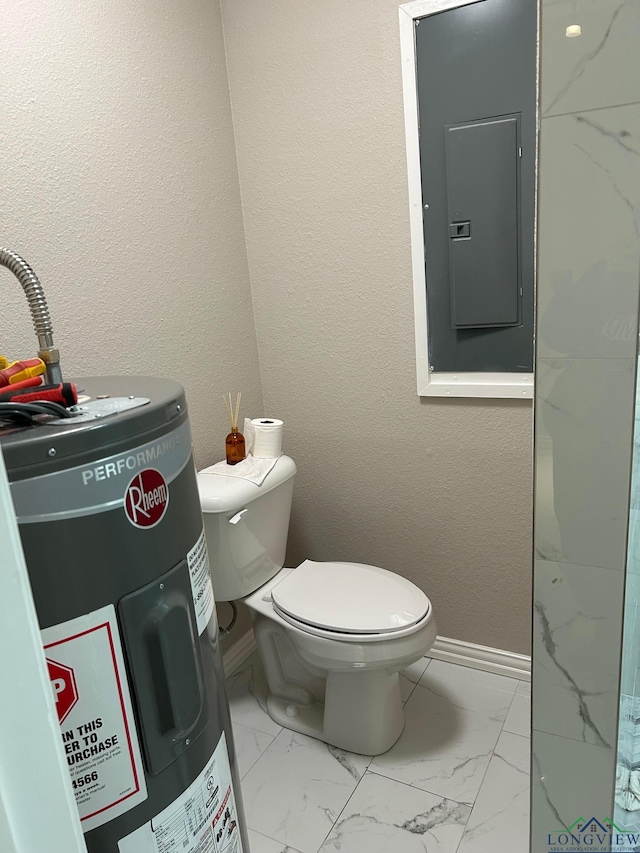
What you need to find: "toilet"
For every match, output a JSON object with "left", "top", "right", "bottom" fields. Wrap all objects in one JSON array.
[{"left": 197, "top": 455, "right": 437, "bottom": 755}]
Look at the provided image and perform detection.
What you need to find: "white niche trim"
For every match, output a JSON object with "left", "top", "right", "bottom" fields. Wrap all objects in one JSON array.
[{"left": 399, "top": 0, "right": 535, "bottom": 400}]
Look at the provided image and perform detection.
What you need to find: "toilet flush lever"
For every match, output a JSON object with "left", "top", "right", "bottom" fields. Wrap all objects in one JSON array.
[{"left": 228, "top": 508, "right": 248, "bottom": 525}]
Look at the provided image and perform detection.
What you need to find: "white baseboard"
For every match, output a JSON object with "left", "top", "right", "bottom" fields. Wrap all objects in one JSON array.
[
  {"left": 222, "top": 629, "right": 257, "bottom": 676},
  {"left": 429, "top": 636, "right": 531, "bottom": 681},
  {"left": 221, "top": 630, "right": 531, "bottom": 682}
]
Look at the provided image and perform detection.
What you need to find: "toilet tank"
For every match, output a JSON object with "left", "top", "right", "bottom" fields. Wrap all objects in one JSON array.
[{"left": 197, "top": 455, "right": 296, "bottom": 601}]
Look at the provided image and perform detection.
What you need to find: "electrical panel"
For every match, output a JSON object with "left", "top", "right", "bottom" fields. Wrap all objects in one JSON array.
[{"left": 416, "top": 0, "right": 536, "bottom": 373}]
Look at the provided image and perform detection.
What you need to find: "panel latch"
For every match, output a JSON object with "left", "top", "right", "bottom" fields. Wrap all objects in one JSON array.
[{"left": 449, "top": 221, "right": 471, "bottom": 239}]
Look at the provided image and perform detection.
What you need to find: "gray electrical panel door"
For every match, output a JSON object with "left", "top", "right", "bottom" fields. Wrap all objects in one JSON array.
[
  {"left": 447, "top": 116, "right": 520, "bottom": 329},
  {"left": 416, "top": 0, "right": 536, "bottom": 372}
]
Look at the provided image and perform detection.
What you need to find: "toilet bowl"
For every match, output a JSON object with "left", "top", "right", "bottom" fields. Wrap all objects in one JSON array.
[{"left": 198, "top": 455, "right": 437, "bottom": 755}]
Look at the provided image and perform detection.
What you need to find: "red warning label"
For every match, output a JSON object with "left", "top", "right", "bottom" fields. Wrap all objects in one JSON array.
[{"left": 42, "top": 605, "right": 147, "bottom": 833}]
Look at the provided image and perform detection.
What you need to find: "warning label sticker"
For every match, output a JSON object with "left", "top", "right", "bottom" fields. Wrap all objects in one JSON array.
[
  {"left": 118, "top": 731, "right": 244, "bottom": 853},
  {"left": 42, "top": 605, "right": 147, "bottom": 833},
  {"left": 188, "top": 529, "right": 215, "bottom": 635}
]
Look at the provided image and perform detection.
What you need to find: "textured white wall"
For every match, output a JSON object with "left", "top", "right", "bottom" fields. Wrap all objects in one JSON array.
[
  {"left": 221, "top": 0, "right": 534, "bottom": 653},
  {"left": 0, "top": 0, "right": 262, "bottom": 469}
]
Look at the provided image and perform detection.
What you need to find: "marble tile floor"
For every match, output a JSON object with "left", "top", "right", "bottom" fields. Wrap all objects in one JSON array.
[{"left": 226, "top": 652, "right": 531, "bottom": 853}]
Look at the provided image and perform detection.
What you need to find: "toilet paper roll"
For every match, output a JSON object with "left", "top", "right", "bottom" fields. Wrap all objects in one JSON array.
[{"left": 250, "top": 418, "right": 284, "bottom": 458}]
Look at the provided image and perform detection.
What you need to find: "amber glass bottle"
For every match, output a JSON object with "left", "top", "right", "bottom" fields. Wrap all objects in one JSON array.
[{"left": 225, "top": 430, "right": 246, "bottom": 465}]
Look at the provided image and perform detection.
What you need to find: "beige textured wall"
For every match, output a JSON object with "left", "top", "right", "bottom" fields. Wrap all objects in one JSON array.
[
  {"left": 221, "top": 0, "right": 534, "bottom": 653},
  {"left": 0, "top": 0, "right": 262, "bottom": 470}
]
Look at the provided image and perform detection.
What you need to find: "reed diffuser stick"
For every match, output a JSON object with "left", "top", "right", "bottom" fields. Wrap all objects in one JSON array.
[
  {"left": 223, "top": 392, "right": 242, "bottom": 430},
  {"left": 223, "top": 393, "right": 234, "bottom": 427},
  {"left": 233, "top": 392, "right": 241, "bottom": 432}
]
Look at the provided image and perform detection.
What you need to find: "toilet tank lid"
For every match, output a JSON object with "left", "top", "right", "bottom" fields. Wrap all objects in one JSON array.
[{"left": 197, "top": 455, "right": 296, "bottom": 513}]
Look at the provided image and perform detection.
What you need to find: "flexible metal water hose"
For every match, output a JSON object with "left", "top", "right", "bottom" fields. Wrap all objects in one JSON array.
[{"left": 0, "top": 247, "right": 62, "bottom": 383}]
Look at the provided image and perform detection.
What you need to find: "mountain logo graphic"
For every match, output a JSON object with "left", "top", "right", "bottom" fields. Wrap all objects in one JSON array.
[{"left": 559, "top": 817, "right": 622, "bottom": 835}]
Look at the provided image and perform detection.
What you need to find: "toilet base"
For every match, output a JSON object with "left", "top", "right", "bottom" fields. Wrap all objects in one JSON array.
[
  {"left": 266, "top": 668, "right": 405, "bottom": 756},
  {"left": 246, "top": 574, "right": 436, "bottom": 756}
]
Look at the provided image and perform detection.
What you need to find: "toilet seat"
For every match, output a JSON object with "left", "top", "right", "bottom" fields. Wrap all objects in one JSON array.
[{"left": 270, "top": 560, "right": 431, "bottom": 642}]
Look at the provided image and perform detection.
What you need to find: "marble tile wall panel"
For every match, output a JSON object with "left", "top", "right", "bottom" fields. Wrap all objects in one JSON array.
[
  {"left": 541, "top": 0, "right": 640, "bottom": 118},
  {"left": 532, "top": 731, "right": 617, "bottom": 853},
  {"left": 536, "top": 105, "right": 640, "bottom": 362},
  {"left": 533, "top": 559, "right": 624, "bottom": 748},
  {"left": 534, "top": 357, "right": 636, "bottom": 570},
  {"left": 533, "top": 0, "right": 640, "bottom": 842}
]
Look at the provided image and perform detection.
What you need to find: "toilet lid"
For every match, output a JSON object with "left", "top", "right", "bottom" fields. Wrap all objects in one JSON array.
[{"left": 271, "top": 560, "right": 430, "bottom": 635}]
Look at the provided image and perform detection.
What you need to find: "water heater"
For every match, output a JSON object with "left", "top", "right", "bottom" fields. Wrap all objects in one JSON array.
[{"left": 0, "top": 375, "right": 248, "bottom": 853}]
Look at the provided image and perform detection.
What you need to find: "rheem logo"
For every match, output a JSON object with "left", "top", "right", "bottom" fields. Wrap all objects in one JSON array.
[
  {"left": 124, "top": 468, "right": 169, "bottom": 528},
  {"left": 47, "top": 659, "right": 79, "bottom": 724}
]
